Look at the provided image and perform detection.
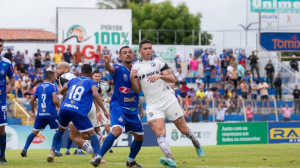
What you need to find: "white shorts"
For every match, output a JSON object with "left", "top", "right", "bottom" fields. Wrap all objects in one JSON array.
[
  {"left": 100, "top": 103, "right": 111, "bottom": 125},
  {"left": 88, "top": 103, "right": 100, "bottom": 128},
  {"left": 146, "top": 95, "right": 183, "bottom": 122}
]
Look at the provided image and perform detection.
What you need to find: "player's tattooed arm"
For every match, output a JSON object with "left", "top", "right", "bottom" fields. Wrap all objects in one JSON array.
[
  {"left": 92, "top": 86, "right": 110, "bottom": 119},
  {"left": 30, "top": 96, "right": 37, "bottom": 119},
  {"left": 130, "top": 69, "right": 141, "bottom": 93},
  {"left": 103, "top": 53, "right": 114, "bottom": 74}
]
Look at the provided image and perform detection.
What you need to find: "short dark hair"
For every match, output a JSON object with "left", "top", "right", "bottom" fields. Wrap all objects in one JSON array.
[
  {"left": 92, "top": 70, "right": 100, "bottom": 74},
  {"left": 0, "top": 38, "right": 3, "bottom": 44},
  {"left": 81, "top": 64, "right": 92, "bottom": 75},
  {"left": 139, "top": 40, "right": 152, "bottom": 49},
  {"left": 119, "top": 46, "right": 130, "bottom": 55},
  {"left": 45, "top": 71, "right": 54, "bottom": 80}
]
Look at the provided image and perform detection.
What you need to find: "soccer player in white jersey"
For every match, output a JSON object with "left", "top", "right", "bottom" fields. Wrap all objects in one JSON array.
[{"left": 131, "top": 40, "right": 204, "bottom": 168}]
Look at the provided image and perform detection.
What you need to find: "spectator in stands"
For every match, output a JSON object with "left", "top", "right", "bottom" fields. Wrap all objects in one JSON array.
[
  {"left": 292, "top": 85, "right": 300, "bottom": 114},
  {"left": 264, "top": 60, "right": 274, "bottom": 88},
  {"left": 258, "top": 79, "right": 269, "bottom": 110},
  {"left": 73, "top": 46, "right": 83, "bottom": 66},
  {"left": 112, "top": 50, "right": 120, "bottom": 63},
  {"left": 132, "top": 50, "right": 138, "bottom": 64},
  {"left": 204, "top": 63, "right": 211, "bottom": 89},
  {"left": 102, "top": 46, "right": 110, "bottom": 56},
  {"left": 190, "top": 55, "right": 199, "bottom": 78},
  {"left": 34, "top": 49, "right": 42, "bottom": 70},
  {"left": 53, "top": 50, "right": 63, "bottom": 66},
  {"left": 237, "top": 63, "right": 245, "bottom": 82},
  {"left": 274, "top": 74, "right": 282, "bottom": 100},
  {"left": 240, "top": 79, "right": 248, "bottom": 100},
  {"left": 27, "top": 64, "right": 36, "bottom": 75},
  {"left": 28, "top": 70, "right": 37, "bottom": 85},
  {"left": 215, "top": 60, "right": 221, "bottom": 88},
  {"left": 43, "top": 52, "right": 51, "bottom": 66},
  {"left": 244, "top": 70, "right": 251, "bottom": 84},
  {"left": 248, "top": 51, "right": 260, "bottom": 78},
  {"left": 14, "top": 51, "right": 23, "bottom": 70},
  {"left": 201, "top": 49, "right": 209, "bottom": 66},
  {"left": 201, "top": 104, "right": 209, "bottom": 122},
  {"left": 230, "top": 92, "right": 240, "bottom": 114},
  {"left": 224, "top": 88, "right": 232, "bottom": 98},
  {"left": 251, "top": 79, "right": 259, "bottom": 111},
  {"left": 228, "top": 52, "right": 237, "bottom": 68},
  {"left": 4, "top": 48, "right": 13, "bottom": 62},
  {"left": 174, "top": 53, "right": 181, "bottom": 70},
  {"left": 228, "top": 67, "right": 238, "bottom": 90},
  {"left": 238, "top": 51, "right": 247, "bottom": 69},
  {"left": 226, "top": 62, "right": 234, "bottom": 79},
  {"left": 195, "top": 77, "right": 204, "bottom": 89},
  {"left": 281, "top": 103, "right": 294, "bottom": 121},
  {"left": 186, "top": 53, "right": 193, "bottom": 77},
  {"left": 63, "top": 48, "right": 73, "bottom": 63},
  {"left": 289, "top": 55, "right": 299, "bottom": 72},
  {"left": 19, "top": 64, "right": 26, "bottom": 74},
  {"left": 217, "top": 101, "right": 227, "bottom": 122},
  {"left": 245, "top": 105, "right": 253, "bottom": 122},
  {"left": 187, "top": 88, "right": 196, "bottom": 99},
  {"left": 180, "top": 81, "right": 189, "bottom": 93},
  {"left": 219, "top": 50, "right": 227, "bottom": 61},
  {"left": 208, "top": 51, "right": 218, "bottom": 77},
  {"left": 196, "top": 87, "right": 206, "bottom": 104},
  {"left": 205, "top": 88, "right": 213, "bottom": 106},
  {"left": 191, "top": 98, "right": 201, "bottom": 122},
  {"left": 94, "top": 49, "right": 101, "bottom": 66},
  {"left": 22, "top": 73, "right": 31, "bottom": 88},
  {"left": 24, "top": 49, "right": 32, "bottom": 70},
  {"left": 221, "top": 56, "right": 230, "bottom": 85},
  {"left": 175, "top": 68, "right": 185, "bottom": 87},
  {"left": 213, "top": 87, "right": 222, "bottom": 103}
]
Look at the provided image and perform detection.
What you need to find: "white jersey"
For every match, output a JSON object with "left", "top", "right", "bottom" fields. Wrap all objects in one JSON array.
[
  {"left": 132, "top": 58, "right": 176, "bottom": 107},
  {"left": 58, "top": 72, "right": 76, "bottom": 88},
  {"left": 99, "top": 80, "right": 111, "bottom": 100}
]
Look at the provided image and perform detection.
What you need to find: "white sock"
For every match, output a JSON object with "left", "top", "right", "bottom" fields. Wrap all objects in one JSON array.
[
  {"left": 82, "top": 141, "right": 93, "bottom": 154},
  {"left": 157, "top": 135, "right": 173, "bottom": 160}
]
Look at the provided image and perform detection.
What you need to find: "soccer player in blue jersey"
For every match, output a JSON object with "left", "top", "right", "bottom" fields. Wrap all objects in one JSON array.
[
  {"left": 90, "top": 46, "right": 144, "bottom": 168},
  {"left": 47, "top": 64, "right": 109, "bottom": 163},
  {"left": 21, "top": 71, "right": 60, "bottom": 157},
  {"left": 0, "top": 39, "right": 14, "bottom": 164}
]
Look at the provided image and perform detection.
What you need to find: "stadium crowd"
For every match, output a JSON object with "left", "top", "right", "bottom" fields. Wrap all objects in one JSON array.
[{"left": 2, "top": 47, "right": 299, "bottom": 123}]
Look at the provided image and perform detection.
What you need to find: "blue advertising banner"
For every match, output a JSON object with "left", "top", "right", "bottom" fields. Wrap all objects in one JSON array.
[
  {"left": 260, "top": 33, "right": 300, "bottom": 51},
  {"left": 268, "top": 122, "right": 300, "bottom": 144}
]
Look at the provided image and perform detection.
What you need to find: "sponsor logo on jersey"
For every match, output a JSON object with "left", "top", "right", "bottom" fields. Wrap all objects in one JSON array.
[
  {"left": 171, "top": 129, "right": 178, "bottom": 141},
  {"left": 118, "top": 116, "right": 124, "bottom": 123},
  {"left": 32, "top": 133, "right": 45, "bottom": 144},
  {"left": 270, "top": 128, "right": 300, "bottom": 139},
  {"left": 150, "top": 62, "right": 156, "bottom": 67},
  {"left": 124, "top": 96, "right": 136, "bottom": 102},
  {"left": 138, "top": 70, "right": 160, "bottom": 80},
  {"left": 123, "top": 74, "right": 128, "bottom": 81},
  {"left": 119, "top": 86, "right": 130, "bottom": 94},
  {"left": 115, "top": 65, "right": 119, "bottom": 69}
]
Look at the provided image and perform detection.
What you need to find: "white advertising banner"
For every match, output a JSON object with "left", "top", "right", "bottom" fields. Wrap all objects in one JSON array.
[
  {"left": 166, "top": 123, "right": 217, "bottom": 146},
  {"left": 57, "top": 8, "right": 132, "bottom": 46}
]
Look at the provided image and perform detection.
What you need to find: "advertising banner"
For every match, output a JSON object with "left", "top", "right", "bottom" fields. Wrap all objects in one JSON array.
[
  {"left": 166, "top": 123, "right": 217, "bottom": 146},
  {"left": 260, "top": 32, "right": 300, "bottom": 51},
  {"left": 268, "top": 122, "right": 300, "bottom": 144},
  {"left": 251, "top": 0, "right": 300, "bottom": 13},
  {"left": 217, "top": 122, "right": 268, "bottom": 145}
]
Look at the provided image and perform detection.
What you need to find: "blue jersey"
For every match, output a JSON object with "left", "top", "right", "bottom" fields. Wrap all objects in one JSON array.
[
  {"left": 0, "top": 57, "right": 14, "bottom": 105},
  {"left": 202, "top": 54, "right": 208, "bottom": 65},
  {"left": 215, "top": 64, "right": 220, "bottom": 76},
  {"left": 61, "top": 76, "right": 97, "bottom": 116},
  {"left": 33, "top": 82, "right": 58, "bottom": 118},
  {"left": 110, "top": 63, "right": 139, "bottom": 112},
  {"left": 219, "top": 54, "right": 227, "bottom": 61},
  {"left": 204, "top": 65, "right": 211, "bottom": 77}
]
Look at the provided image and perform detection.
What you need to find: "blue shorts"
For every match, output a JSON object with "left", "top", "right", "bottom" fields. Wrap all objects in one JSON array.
[
  {"left": 251, "top": 94, "right": 257, "bottom": 100},
  {"left": 33, "top": 117, "right": 58, "bottom": 131},
  {"left": 0, "top": 105, "right": 7, "bottom": 126},
  {"left": 216, "top": 75, "right": 221, "bottom": 82},
  {"left": 110, "top": 106, "right": 144, "bottom": 135},
  {"left": 58, "top": 109, "right": 93, "bottom": 132}
]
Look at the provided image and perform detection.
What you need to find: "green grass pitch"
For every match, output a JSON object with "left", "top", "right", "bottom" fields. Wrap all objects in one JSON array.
[{"left": 4, "top": 144, "right": 300, "bottom": 167}]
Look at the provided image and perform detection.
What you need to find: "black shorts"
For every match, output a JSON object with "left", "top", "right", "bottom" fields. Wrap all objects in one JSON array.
[
  {"left": 261, "top": 95, "right": 268, "bottom": 100},
  {"left": 187, "top": 65, "right": 190, "bottom": 70}
]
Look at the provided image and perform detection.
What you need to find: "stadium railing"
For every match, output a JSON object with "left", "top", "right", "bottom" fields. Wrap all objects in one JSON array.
[{"left": 12, "top": 99, "right": 30, "bottom": 125}]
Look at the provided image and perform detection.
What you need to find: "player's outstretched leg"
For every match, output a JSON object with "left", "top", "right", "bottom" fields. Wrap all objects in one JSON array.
[
  {"left": 54, "top": 136, "right": 63, "bottom": 157},
  {"left": 65, "top": 134, "right": 73, "bottom": 155},
  {"left": 47, "top": 129, "right": 64, "bottom": 162},
  {"left": 21, "top": 131, "right": 38, "bottom": 157},
  {"left": 173, "top": 116, "right": 204, "bottom": 157},
  {"left": 126, "top": 134, "right": 143, "bottom": 168}
]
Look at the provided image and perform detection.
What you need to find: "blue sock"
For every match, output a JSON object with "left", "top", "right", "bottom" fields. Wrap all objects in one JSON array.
[
  {"left": 51, "top": 131, "right": 63, "bottom": 152},
  {"left": 55, "top": 135, "right": 62, "bottom": 153},
  {"left": 23, "top": 133, "right": 36, "bottom": 151},
  {"left": 99, "top": 133, "right": 116, "bottom": 158},
  {"left": 90, "top": 135, "right": 100, "bottom": 157},
  {"left": 66, "top": 135, "right": 73, "bottom": 150},
  {"left": 0, "top": 134, "right": 6, "bottom": 157},
  {"left": 128, "top": 140, "right": 143, "bottom": 162}
]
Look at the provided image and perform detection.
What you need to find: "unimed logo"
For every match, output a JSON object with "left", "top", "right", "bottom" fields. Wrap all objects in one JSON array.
[
  {"left": 32, "top": 133, "right": 45, "bottom": 144},
  {"left": 270, "top": 128, "right": 300, "bottom": 139}
]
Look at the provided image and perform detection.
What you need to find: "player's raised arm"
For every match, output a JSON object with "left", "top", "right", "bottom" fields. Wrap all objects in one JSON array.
[
  {"left": 103, "top": 53, "right": 114, "bottom": 74},
  {"left": 130, "top": 69, "right": 141, "bottom": 93},
  {"left": 92, "top": 85, "right": 110, "bottom": 119}
]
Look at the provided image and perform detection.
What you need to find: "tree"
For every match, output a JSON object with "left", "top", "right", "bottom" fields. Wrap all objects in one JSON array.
[{"left": 97, "top": 0, "right": 150, "bottom": 9}]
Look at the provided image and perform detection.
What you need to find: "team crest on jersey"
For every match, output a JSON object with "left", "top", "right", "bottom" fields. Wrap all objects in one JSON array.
[
  {"left": 150, "top": 62, "right": 156, "bottom": 67},
  {"left": 123, "top": 74, "right": 128, "bottom": 81},
  {"left": 70, "top": 100, "right": 75, "bottom": 104},
  {"left": 118, "top": 116, "right": 124, "bottom": 123},
  {"left": 0, "top": 69, "right": 4, "bottom": 75}
]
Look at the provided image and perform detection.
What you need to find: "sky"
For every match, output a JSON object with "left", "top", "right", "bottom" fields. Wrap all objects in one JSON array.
[{"left": 0, "top": 0, "right": 258, "bottom": 46}]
